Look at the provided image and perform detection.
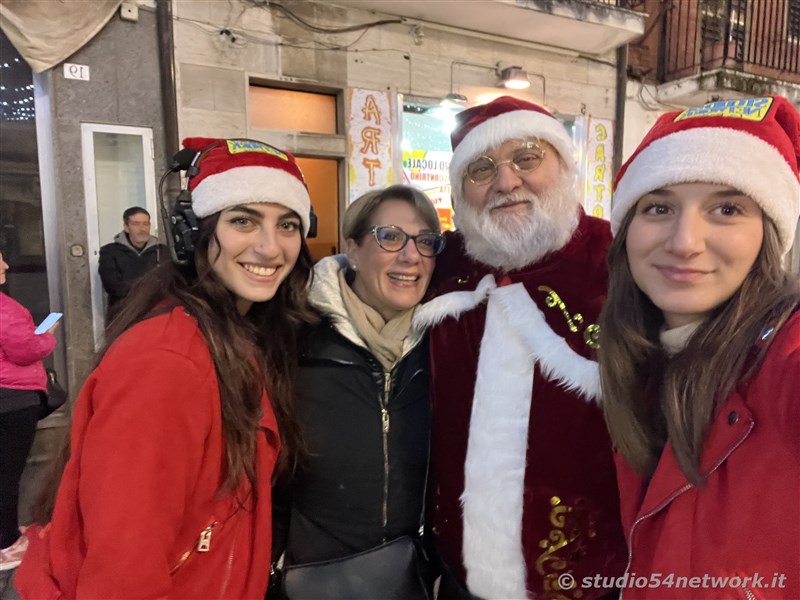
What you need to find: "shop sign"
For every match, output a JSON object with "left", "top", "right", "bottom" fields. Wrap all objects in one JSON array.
[
  {"left": 347, "top": 88, "right": 392, "bottom": 202},
  {"left": 583, "top": 117, "right": 613, "bottom": 220},
  {"left": 402, "top": 149, "right": 454, "bottom": 231}
]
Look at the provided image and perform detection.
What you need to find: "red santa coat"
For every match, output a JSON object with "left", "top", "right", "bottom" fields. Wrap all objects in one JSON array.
[
  {"left": 15, "top": 307, "right": 278, "bottom": 599},
  {"left": 614, "top": 310, "right": 800, "bottom": 600},
  {"left": 416, "top": 210, "right": 626, "bottom": 599}
]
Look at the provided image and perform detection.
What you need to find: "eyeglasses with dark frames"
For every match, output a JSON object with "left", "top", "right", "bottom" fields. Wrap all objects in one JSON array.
[
  {"left": 361, "top": 225, "right": 446, "bottom": 257},
  {"left": 464, "top": 141, "right": 546, "bottom": 185}
]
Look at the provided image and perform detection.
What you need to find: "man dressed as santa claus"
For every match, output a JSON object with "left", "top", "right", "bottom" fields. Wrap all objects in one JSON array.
[{"left": 415, "top": 96, "right": 626, "bottom": 599}]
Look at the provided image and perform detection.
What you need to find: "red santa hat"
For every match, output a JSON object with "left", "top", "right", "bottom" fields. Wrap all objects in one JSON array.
[
  {"left": 449, "top": 96, "right": 577, "bottom": 202},
  {"left": 183, "top": 137, "right": 312, "bottom": 235},
  {"left": 612, "top": 95, "right": 800, "bottom": 254}
]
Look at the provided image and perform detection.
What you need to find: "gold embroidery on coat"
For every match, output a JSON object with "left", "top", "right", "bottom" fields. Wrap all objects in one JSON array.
[
  {"left": 537, "top": 286, "right": 600, "bottom": 348},
  {"left": 583, "top": 324, "right": 600, "bottom": 349},
  {"left": 536, "top": 496, "right": 598, "bottom": 599}
]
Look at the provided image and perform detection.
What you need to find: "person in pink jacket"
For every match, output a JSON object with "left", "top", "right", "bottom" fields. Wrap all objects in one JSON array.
[
  {"left": 597, "top": 95, "right": 800, "bottom": 599},
  {"left": 0, "top": 251, "right": 59, "bottom": 570}
]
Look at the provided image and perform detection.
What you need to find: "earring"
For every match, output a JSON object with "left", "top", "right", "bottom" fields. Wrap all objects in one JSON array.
[{"left": 351, "top": 264, "right": 358, "bottom": 272}]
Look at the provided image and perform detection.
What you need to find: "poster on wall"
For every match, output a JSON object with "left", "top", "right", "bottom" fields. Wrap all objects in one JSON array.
[
  {"left": 579, "top": 116, "right": 614, "bottom": 221},
  {"left": 402, "top": 149, "right": 455, "bottom": 231},
  {"left": 347, "top": 88, "right": 393, "bottom": 203}
]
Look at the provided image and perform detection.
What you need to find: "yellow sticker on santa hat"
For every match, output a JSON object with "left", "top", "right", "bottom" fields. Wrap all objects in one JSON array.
[
  {"left": 674, "top": 97, "right": 773, "bottom": 122},
  {"left": 226, "top": 139, "right": 288, "bottom": 160}
]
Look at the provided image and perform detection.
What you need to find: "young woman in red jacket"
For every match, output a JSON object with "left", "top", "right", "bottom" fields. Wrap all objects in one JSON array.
[
  {"left": 598, "top": 96, "right": 800, "bottom": 599},
  {"left": 15, "top": 138, "right": 316, "bottom": 599}
]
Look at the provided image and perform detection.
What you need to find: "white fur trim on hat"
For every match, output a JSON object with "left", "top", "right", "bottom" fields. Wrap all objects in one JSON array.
[
  {"left": 192, "top": 165, "right": 312, "bottom": 235},
  {"left": 612, "top": 127, "right": 800, "bottom": 254},
  {"left": 449, "top": 109, "right": 577, "bottom": 203}
]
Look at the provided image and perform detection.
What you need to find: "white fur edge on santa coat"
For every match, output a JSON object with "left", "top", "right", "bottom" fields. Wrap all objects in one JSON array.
[{"left": 419, "top": 277, "right": 601, "bottom": 599}]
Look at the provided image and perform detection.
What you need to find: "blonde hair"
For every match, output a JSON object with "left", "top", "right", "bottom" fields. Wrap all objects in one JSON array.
[{"left": 342, "top": 184, "right": 441, "bottom": 240}]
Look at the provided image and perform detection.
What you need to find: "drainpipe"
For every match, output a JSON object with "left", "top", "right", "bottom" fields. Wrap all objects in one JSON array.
[
  {"left": 156, "top": 0, "right": 179, "bottom": 157},
  {"left": 613, "top": 44, "right": 628, "bottom": 178}
]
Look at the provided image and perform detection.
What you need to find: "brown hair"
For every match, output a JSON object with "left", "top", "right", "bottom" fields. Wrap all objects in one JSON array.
[
  {"left": 341, "top": 184, "right": 441, "bottom": 240},
  {"left": 598, "top": 210, "right": 799, "bottom": 485},
  {"left": 33, "top": 211, "right": 315, "bottom": 522}
]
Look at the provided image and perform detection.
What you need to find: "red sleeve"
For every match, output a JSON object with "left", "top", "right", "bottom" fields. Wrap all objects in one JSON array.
[
  {"left": 0, "top": 294, "right": 56, "bottom": 365},
  {"left": 775, "top": 347, "right": 800, "bottom": 462},
  {"left": 74, "top": 347, "right": 215, "bottom": 599}
]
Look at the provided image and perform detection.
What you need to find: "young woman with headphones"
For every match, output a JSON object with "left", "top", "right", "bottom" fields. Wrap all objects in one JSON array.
[{"left": 15, "top": 138, "right": 316, "bottom": 599}]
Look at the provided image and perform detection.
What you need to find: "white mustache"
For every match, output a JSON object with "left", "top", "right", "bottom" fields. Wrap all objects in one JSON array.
[{"left": 486, "top": 191, "right": 539, "bottom": 210}]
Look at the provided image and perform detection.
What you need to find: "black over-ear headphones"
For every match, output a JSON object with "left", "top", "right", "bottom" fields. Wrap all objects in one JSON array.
[
  {"left": 157, "top": 140, "right": 318, "bottom": 267},
  {"left": 157, "top": 146, "right": 205, "bottom": 266}
]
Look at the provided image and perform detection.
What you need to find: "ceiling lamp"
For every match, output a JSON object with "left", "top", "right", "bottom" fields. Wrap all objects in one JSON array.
[
  {"left": 441, "top": 92, "right": 468, "bottom": 107},
  {"left": 498, "top": 66, "right": 530, "bottom": 90}
]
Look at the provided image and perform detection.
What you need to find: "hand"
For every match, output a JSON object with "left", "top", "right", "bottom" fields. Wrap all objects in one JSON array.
[{"left": 46, "top": 321, "right": 61, "bottom": 335}]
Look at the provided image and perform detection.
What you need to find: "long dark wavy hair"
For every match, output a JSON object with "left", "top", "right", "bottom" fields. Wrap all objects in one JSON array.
[
  {"left": 33, "top": 210, "right": 315, "bottom": 522},
  {"left": 599, "top": 210, "right": 799, "bottom": 486}
]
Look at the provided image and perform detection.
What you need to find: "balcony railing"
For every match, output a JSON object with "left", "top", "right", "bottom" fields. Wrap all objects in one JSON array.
[
  {"left": 659, "top": 0, "right": 800, "bottom": 82},
  {"left": 589, "top": 0, "right": 646, "bottom": 7}
]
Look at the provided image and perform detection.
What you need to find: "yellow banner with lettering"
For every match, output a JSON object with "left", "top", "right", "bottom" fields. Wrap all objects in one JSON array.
[
  {"left": 226, "top": 139, "right": 288, "bottom": 160},
  {"left": 674, "top": 97, "right": 773, "bottom": 122}
]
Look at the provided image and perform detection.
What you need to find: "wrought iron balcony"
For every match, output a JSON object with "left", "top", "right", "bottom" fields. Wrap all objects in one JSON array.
[{"left": 660, "top": 0, "right": 800, "bottom": 83}]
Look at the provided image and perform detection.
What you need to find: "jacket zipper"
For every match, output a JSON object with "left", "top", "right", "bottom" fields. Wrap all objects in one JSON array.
[
  {"left": 620, "top": 420, "right": 754, "bottom": 600},
  {"left": 381, "top": 370, "right": 392, "bottom": 537},
  {"left": 218, "top": 511, "right": 243, "bottom": 599},
  {"left": 169, "top": 520, "right": 218, "bottom": 575}
]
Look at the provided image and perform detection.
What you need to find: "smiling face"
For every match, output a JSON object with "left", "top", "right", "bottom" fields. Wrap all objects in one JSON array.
[
  {"left": 625, "top": 183, "right": 764, "bottom": 328},
  {"left": 209, "top": 203, "right": 303, "bottom": 315},
  {"left": 455, "top": 137, "right": 579, "bottom": 270},
  {"left": 461, "top": 137, "right": 565, "bottom": 219},
  {"left": 345, "top": 199, "right": 436, "bottom": 321}
]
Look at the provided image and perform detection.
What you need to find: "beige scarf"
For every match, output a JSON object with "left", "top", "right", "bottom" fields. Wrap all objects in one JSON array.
[
  {"left": 660, "top": 321, "right": 702, "bottom": 357},
  {"left": 338, "top": 270, "right": 414, "bottom": 372}
]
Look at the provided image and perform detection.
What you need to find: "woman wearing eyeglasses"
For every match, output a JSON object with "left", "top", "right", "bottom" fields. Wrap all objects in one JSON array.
[{"left": 271, "top": 185, "right": 444, "bottom": 599}]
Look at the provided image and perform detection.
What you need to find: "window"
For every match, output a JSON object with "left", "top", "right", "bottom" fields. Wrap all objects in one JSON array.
[
  {"left": 788, "top": 0, "right": 800, "bottom": 41},
  {"left": 249, "top": 86, "right": 337, "bottom": 134},
  {"left": 401, "top": 101, "right": 461, "bottom": 231}
]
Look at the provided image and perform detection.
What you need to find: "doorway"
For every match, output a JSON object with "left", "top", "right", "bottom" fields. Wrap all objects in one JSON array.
[
  {"left": 80, "top": 123, "right": 157, "bottom": 349},
  {"left": 295, "top": 156, "right": 340, "bottom": 261}
]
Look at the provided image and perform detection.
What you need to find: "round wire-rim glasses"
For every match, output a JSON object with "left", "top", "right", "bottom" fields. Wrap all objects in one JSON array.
[
  {"left": 362, "top": 225, "right": 446, "bottom": 257},
  {"left": 465, "top": 141, "right": 546, "bottom": 185}
]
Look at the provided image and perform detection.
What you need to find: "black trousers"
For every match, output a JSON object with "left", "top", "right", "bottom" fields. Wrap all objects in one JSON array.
[{"left": 0, "top": 404, "right": 40, "bottom": 548}]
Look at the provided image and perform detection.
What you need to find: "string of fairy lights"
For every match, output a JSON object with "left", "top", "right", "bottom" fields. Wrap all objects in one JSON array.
[{"left": 0, "top": 57, "right": 36, "bottom": 122}]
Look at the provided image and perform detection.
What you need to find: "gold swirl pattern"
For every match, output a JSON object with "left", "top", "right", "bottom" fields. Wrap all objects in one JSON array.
[
  {"left": 537, "top": 286, "right": 600, "bottom": 349},
  {"left": 535, "top": 496, "right": 598, "bottom": 599}
]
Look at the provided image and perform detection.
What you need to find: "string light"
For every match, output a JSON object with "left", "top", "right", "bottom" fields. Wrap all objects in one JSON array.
[{"left": 0, "top": 52, "right": 35, "bottom": 121}]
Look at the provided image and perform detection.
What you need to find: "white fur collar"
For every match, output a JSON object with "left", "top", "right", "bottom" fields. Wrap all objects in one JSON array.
[{"left": 310, "top": 255, "right": 428, "bottom": 356}]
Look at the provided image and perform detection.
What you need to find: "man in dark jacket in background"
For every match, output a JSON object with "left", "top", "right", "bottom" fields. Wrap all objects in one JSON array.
[{"left": 98, "top": 207, "right": 165, "bottom": 324}]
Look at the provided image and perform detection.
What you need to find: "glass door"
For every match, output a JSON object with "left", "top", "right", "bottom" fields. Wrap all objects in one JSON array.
[{"left": 80, "top": 123, "right": 156, "bottom": 349}]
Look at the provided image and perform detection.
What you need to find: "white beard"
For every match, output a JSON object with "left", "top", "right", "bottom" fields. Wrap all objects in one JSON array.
[{"left": 452, "top": 172, "right": 580, "bottom": 272}]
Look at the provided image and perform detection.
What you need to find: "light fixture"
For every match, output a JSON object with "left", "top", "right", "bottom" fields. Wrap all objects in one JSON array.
[
  {"left": 497, "top": 66, "right": 530, "bottom": 90},
  {"left": 441, "top": 61, "right": 471, "bottom": 107},
  {"left": 441, "top": 92, "right": 468, "bottom": 108}
]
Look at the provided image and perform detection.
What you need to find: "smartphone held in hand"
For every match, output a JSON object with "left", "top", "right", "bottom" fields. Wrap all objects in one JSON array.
[{"left": 34, "top": 312, "right": 63, "bottom": 335}]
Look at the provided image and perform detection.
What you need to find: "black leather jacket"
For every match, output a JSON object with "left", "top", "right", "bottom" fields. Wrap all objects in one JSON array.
[{"left": 274, "top": 262, "right": 431, "bottom": 566}]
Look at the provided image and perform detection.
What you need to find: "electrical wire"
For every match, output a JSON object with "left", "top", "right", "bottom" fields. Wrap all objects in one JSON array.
[{"left": 245, "top": 0, "right": 405, "bottom": 34}]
